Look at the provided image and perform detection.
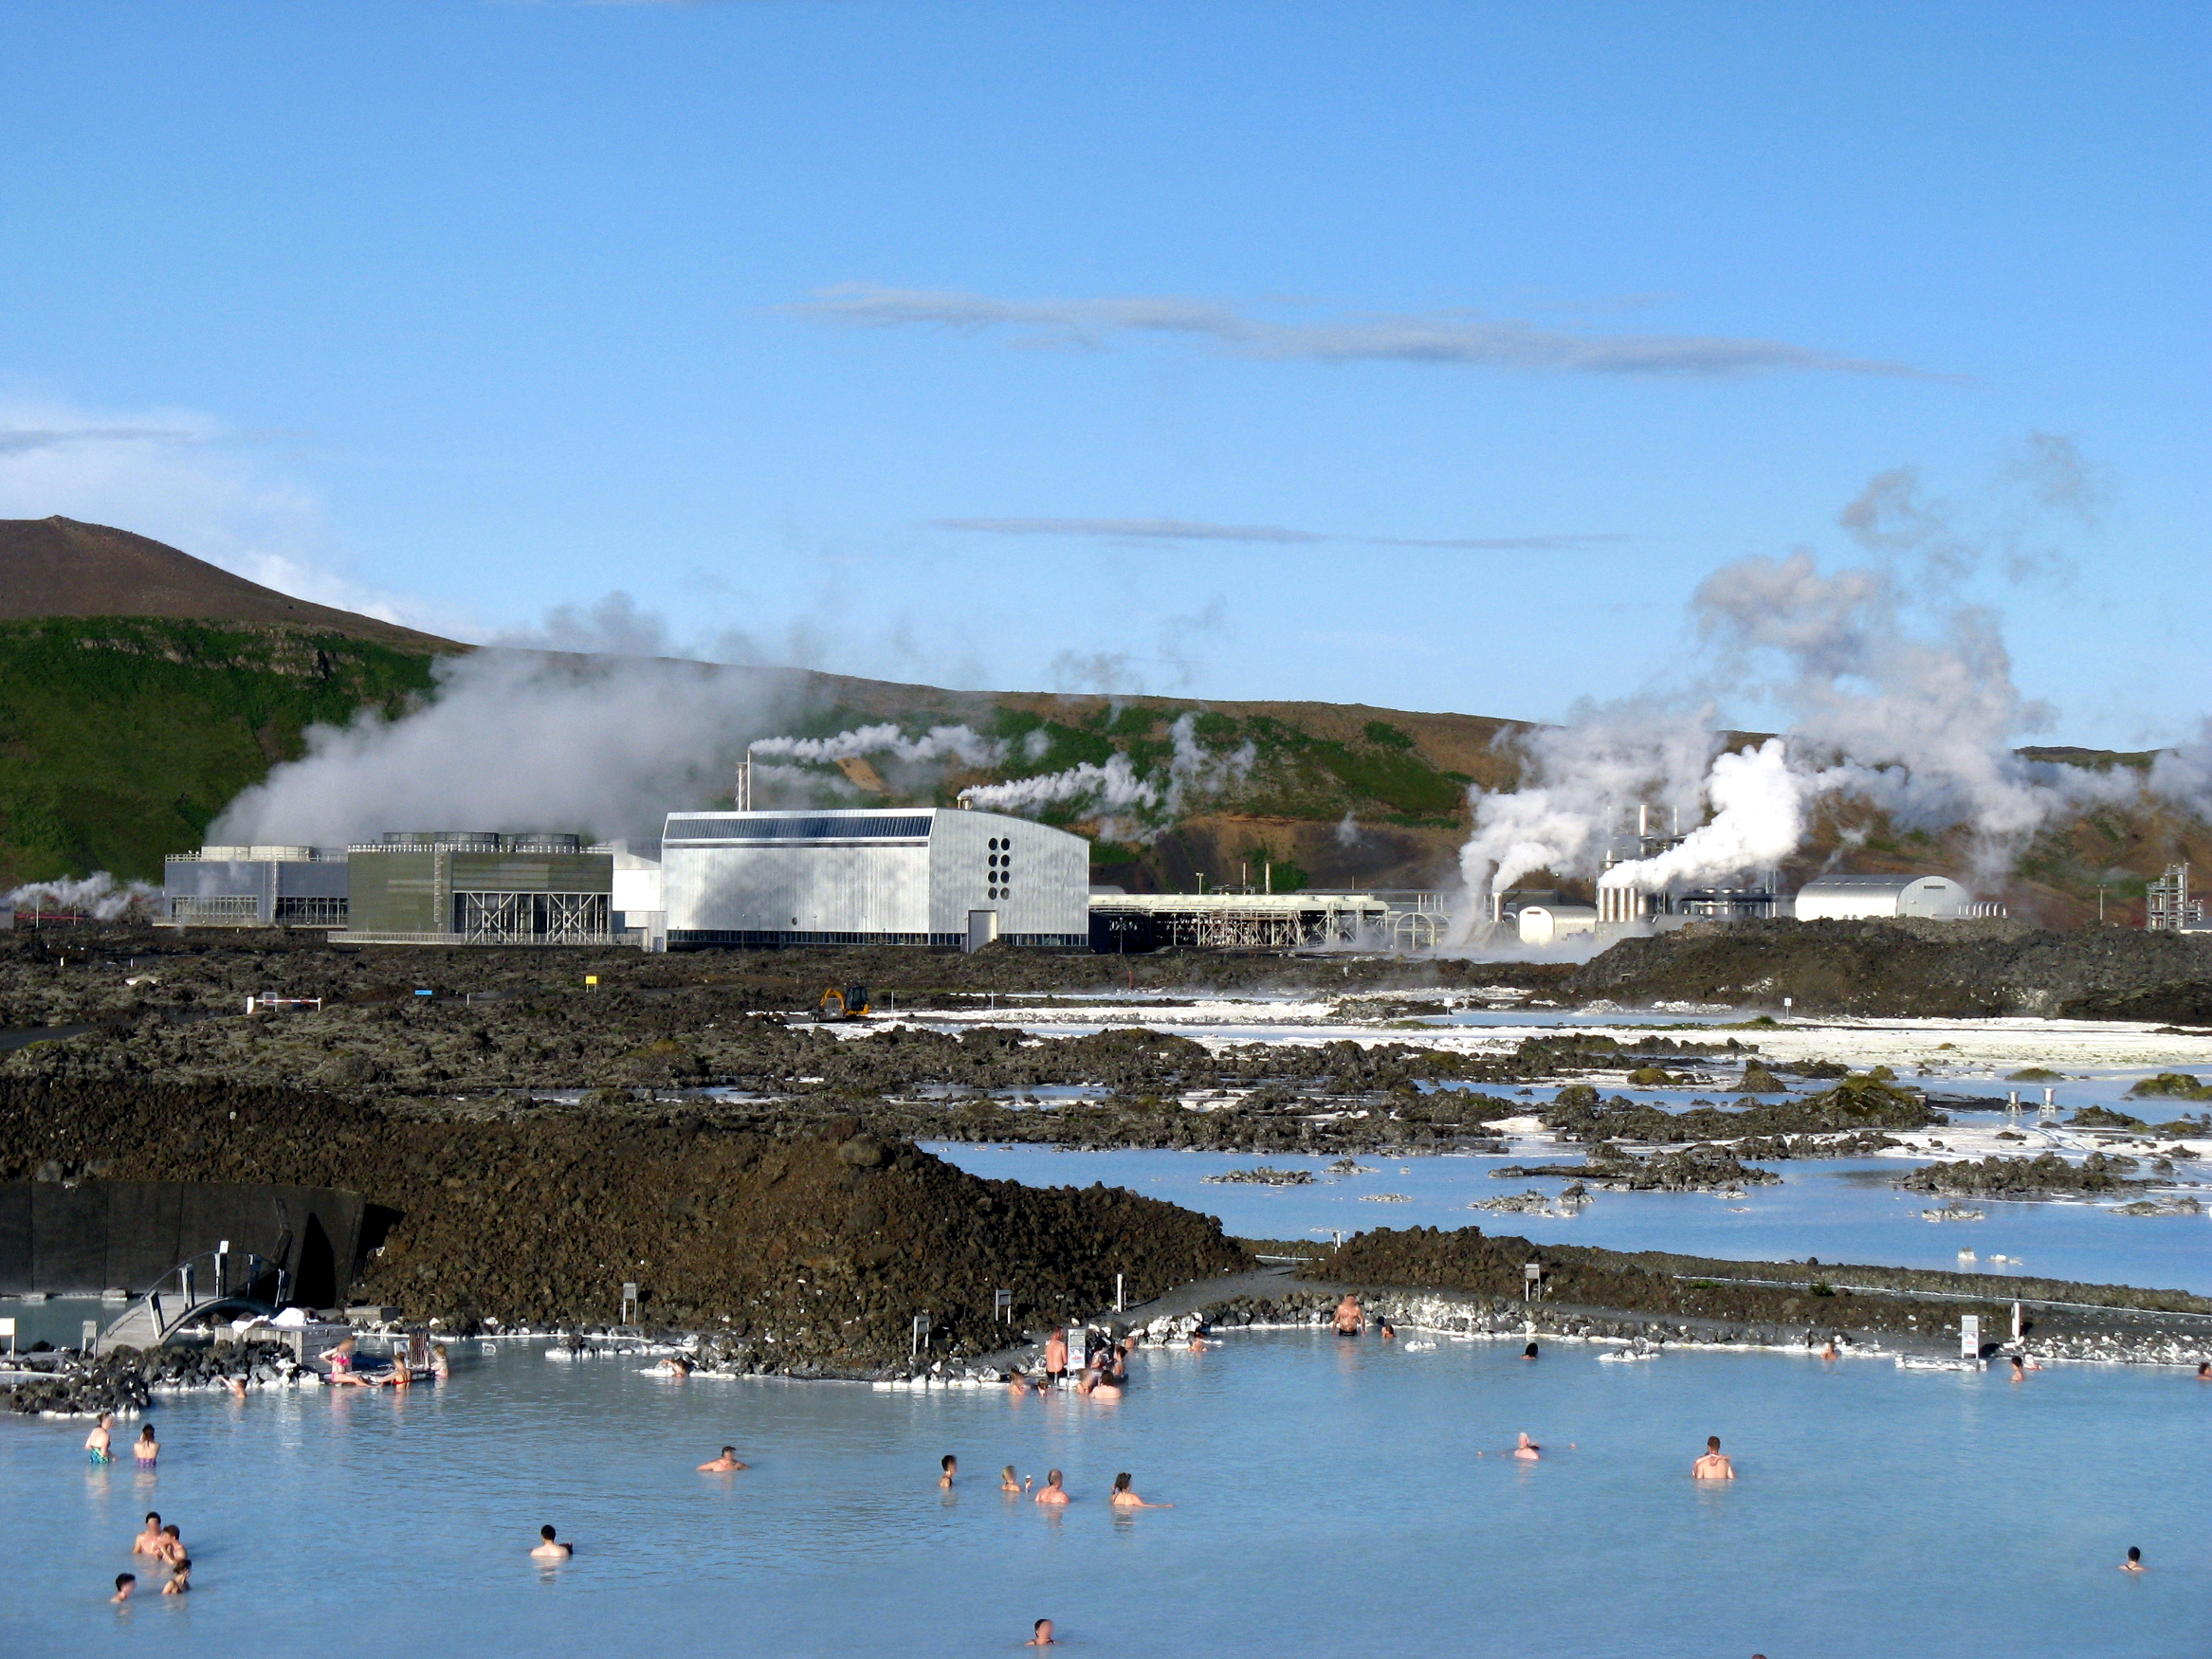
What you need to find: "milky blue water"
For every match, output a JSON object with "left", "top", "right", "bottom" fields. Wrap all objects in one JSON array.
[
  {"left": 930, "top": 1145, "right": 2212, "bottom": 1295},
  {"left": 2, "top": 1332, "right": 2203, "bottom": 1657}
]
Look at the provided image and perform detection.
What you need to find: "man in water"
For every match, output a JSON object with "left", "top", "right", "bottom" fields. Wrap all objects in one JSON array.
[
  {"left": 698, "top": 1447, "right": 748, "bottom": 1472},
  {"left": 939, "top": 1454, "right": 958, "bottom": 1488},
  {"left": 1033, "top": 1468, "right": 1071, "bottom": 1505},
  {"left": 111, "top": 1573, "right": 136, "bottom": 1603},
  {"left": 133, "top": 1513, "right": 164, "bottom": 1557},
  {"left": 531, "top": 1524, "right": 573, "bottom": 1559},
  {"left": 1026, "top": 1618, "right": 1056, "bottom": 1646},
  {"left": 2120, "top": 1547, "right": 2146, "bottom": 1573},
  {"left": 1043, "top": 1328, "right": 1068, "bottom": 1383},
  {"left": 1513, "top": 1432, "right": 1541, "bottom": 1461},
  {"left": 1691, "top": 1436, "right": 1736, "bottom": 1480},
  {"left": 1333, "top": 1294, "right": 1365, "bottom": 1335}
]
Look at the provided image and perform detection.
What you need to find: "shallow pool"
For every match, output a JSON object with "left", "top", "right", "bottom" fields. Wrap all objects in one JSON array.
[
  {"left": 930, "top": 1144, "right": 2212, "bottom": 1294},
  {"left": 1, "top": 1331, "right": 2203, "bottom": 1657}
]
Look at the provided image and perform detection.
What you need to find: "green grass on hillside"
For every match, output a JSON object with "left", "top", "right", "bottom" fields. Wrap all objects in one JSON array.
[{"left": 0, "top": 619, "right": 440, "bottom": 885}]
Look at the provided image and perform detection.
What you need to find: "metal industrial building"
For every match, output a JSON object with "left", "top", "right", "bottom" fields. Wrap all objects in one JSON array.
[
  {"left": 662, "top": 807, "right": 1088, "bottom": 949},
  {"left": 1086, "top": 889, "right": 1396, "bottom": 952},
  {"left": 1793, "top": 873, "right": 1993, "bottom": 921},
  {"left": 161, "top": 846, "right": 350, "bottom": 927},
  {"left": 331, "top": 832, "right": 612, "bottom": 945}
]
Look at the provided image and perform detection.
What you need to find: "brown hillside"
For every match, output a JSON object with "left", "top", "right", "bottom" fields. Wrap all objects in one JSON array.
[{"left": 0, "top": 516, "right": 459, "bottom": 649}]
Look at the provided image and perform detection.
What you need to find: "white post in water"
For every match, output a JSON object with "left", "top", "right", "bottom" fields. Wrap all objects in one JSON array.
[
  {"left": 620, "top": 1282, "right": 640, "bottom": 1328},
  {"left": 82, "top": 1319, "right": 98, "bottom": 1352},
  {"left": 216, "top": 1239, "right": 229, "bottom": 1298},
  {"left": 1782, "top": 996, "right": 1793, "bottom": 1021},
  {"left": 1524, "top": 1262, "right": 1544, "bottom": 1303},
  {"left": 1960, "top": 1315, "right": 1981, "bottom": 1360},
  {"left": 0, "top": 1316, "right": 14, "bottom": 1358},
  {"left": 1115, "top": 1273, "right": 1124, "bottom": 1313},
  {"left": 911, "top": 1314, "right": 931, "bottom": 1359},
  {"left": 2012, "top": 1302, "right": 2024, "bottom": 1341},
  {"left": 993, "top": 1289, "right": 1013, "bottom": 1325}
]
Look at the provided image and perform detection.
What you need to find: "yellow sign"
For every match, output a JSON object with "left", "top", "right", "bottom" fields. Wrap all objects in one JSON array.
[{"left": 584, "top": 975, "right": 599, "bottom": 987}]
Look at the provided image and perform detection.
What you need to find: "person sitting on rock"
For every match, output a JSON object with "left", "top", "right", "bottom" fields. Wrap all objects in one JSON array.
[
  {"left": 1691, "top": 1436, "right": 1735, "bottom": 1480},
  {"left": 1333, "top": 1294, "right": 1365, "bottom": 1336},
  {"left": 698, "top": 1446, "right": 748, "bottom": 1472},
  {"left": 531, "top": 1524, "right": 572, "bottom": 1559},
  {"left": 325, "top": 1338, "right": 374, "bottom": 1386},
  {"left": 1033, "top": 1468, "right": 1071, "bottom": 1505}
]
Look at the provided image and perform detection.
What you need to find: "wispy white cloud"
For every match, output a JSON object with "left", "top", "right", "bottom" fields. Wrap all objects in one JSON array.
[
  {"left": 0, "top": 392, "right": 459, "bottom": 635},
  {"left": 929, "top": 516, "right": 1629, "bottom": 552},
  {"left": 795, "top": 283, "right": 1940, "bottom": 380}
]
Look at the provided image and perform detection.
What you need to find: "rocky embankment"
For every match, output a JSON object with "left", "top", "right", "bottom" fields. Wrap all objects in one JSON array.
[
  {"left": 0, "top": 1079, "right": 1250, "bottom": 1371},
  {"left": 1898, "top": 1150, "right": 2146, "bottom": 1197},
  {"left": 1569, "top": 918, "right": 2212, "bottom": 1021},
  {"left": 3, "top": 1338, "right": 316, "bottom": 1417},
  {"left": 1289, "top": 1225, "right": 2212, "bottom": 1363}
]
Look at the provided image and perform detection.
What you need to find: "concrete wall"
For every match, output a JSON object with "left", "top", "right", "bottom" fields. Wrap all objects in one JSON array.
[{"left": 0, "top": 1181, "right": 377, "bottom": 1305}]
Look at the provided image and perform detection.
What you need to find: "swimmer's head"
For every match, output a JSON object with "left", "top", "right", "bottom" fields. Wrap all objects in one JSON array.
[
  {"left": 540, "top": 1525, "right": 558, "bottom": 1542},
  {"left": 1002, "top": 1465, "right": 1017, "bottom": 1481},
  {"left": 116, "top": 1573, "right": 135, "bottom": 1591},
  {"left": 1707, "top": 1437, "right": 1722, "bottom": 1452},
  {"left": 2128, "top": 1546, "right": 2142, "bottom": 1564},
  {"left": 1524, "top": 1342, "right": 1540, "bottom": 1358},
  {"left": 941, "top": 1454, "right": 957, "bottom": 1472},
  {"left": 1046, "top": 1468, "right": 1063, "bottom": 1486},
  {"left": 1112, "top": 1472, "right": 1132, "bottom": 1492},
  {"left": 144, "top": 1512, "right": 159, "bottom": 1526},
  {"left": 138, "top": 1426, "right": 155, "bottom": 1441},
  {"left": 161, "top": 1525, "right": 179, "bottom": 1540},
  {"left": 721, "top": 1447, "right": 736, "bottom": 1459}
]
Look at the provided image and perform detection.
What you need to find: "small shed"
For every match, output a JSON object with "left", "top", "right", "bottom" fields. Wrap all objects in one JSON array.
[{"left": 1517, "top": 903, "right": 1599, "bottom": 946}]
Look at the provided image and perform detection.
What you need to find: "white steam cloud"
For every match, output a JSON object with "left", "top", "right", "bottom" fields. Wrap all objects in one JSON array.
[
  {"left": 5, "top": 872, "right": 158, "bottom": 921},
  {"left": 750, "top": 723, "right": 1006, "bottom": 768},
  {"left": 957, "top": 714, "right": 1256, "bottom": 839},
  {"left": 1450, "top": 437, "right": 2203, "bottom": 939},
  {"left": 212, "top": 650, "right": 805, "bottom": 847}
]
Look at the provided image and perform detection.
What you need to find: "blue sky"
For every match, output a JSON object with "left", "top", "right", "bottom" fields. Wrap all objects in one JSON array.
[{"left": 0, "top": 2, "right": 2203, "bottom": 746}]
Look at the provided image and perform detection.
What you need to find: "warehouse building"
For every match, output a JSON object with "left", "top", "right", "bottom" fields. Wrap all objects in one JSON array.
[
  {"left": 1793, "top": 873, "right": 2002, "bottom": 921},
  {"left": 662, "top": 807, "right": 1087, "bottom": 949},
  {"left": 161, "top": 846, "right": 350, "bottom": 927},
  {"left": 331, "top": 832, "right": 612, "bottom": 945}
]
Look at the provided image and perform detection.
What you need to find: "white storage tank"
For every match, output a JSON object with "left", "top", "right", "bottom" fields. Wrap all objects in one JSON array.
[
  {"left": 662, "top": 807, "right": 1088, "bottom": 948},
  {"left": 1517, "top": 903, "right": 1599, "bottom": 946},
  {"left": 1793, "top": 874, "right": 1972, "bottom": 921}
]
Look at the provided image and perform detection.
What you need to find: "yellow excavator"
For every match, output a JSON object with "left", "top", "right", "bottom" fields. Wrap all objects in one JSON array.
[{"left": 816, "top": 985, "right": 870, "bottom": 1021}]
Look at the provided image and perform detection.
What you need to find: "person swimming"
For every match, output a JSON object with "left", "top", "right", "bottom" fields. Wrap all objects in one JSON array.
[
  {"left": 1691, "top": 1436, "right": 1736, "bottom": 1480},
  {"left": 939, "top": 1454, "right": 958, "bottom": 1488},
  {"left": 85, "top": 1413, "right": 115, "bottom": 1462},
  {"left": 1821, "top": 1340, "right": 1839, "bottom": 1362},
  {"left": 1187, "top": 1328, "right": 1209, "bottom": 1354},
  {"left": 1522, "top": 1341, "right": 1540, "bottom": 1361},
  {"left": 531, "top": 1524, "right": 573, "bottom": 1559},
  {"left": 697, "top": 1446, "right": 748, "bottom": 1472},
  {"left": 161, "top": 1559, "right": 191, "bottom": 1595},
  {"left": 111, "top": 1572, "right": 136, "bottom": 1603},
  {"left": 1033, "top": 1468, "right": 1071, "bottom": 1505},
  {"left": 134, "top": 1513, "right": 164, "bottom": 1556},
  {"left": 1333, "top": 1294, "right": 1365, "bottom": 1336},
  {"left": 1000, "top": 1465, "right": 1023, "bottom": 1493},
  {"left": 2120, "top": 1546, "right": 2145, "bottom": 1573},
  {"left": 1379, "top": 1321, "right": 1397, "bottom": 1340},
  {"left": 1512, "top": 1432, "right": 1541, "bottom": 1461},
  {"left": 2198, "top": 1360, "right": 2209, "bottom": 1380},
  {"left": 1026, "top": 1617, "right": 1056, "bottom": 1646},
  {"left": 133, "top": 1425, "right": 158, "bottom": 1466},
  {"left": 1108, "top": 1471, "right": 1170, "bottom": 1508}
]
